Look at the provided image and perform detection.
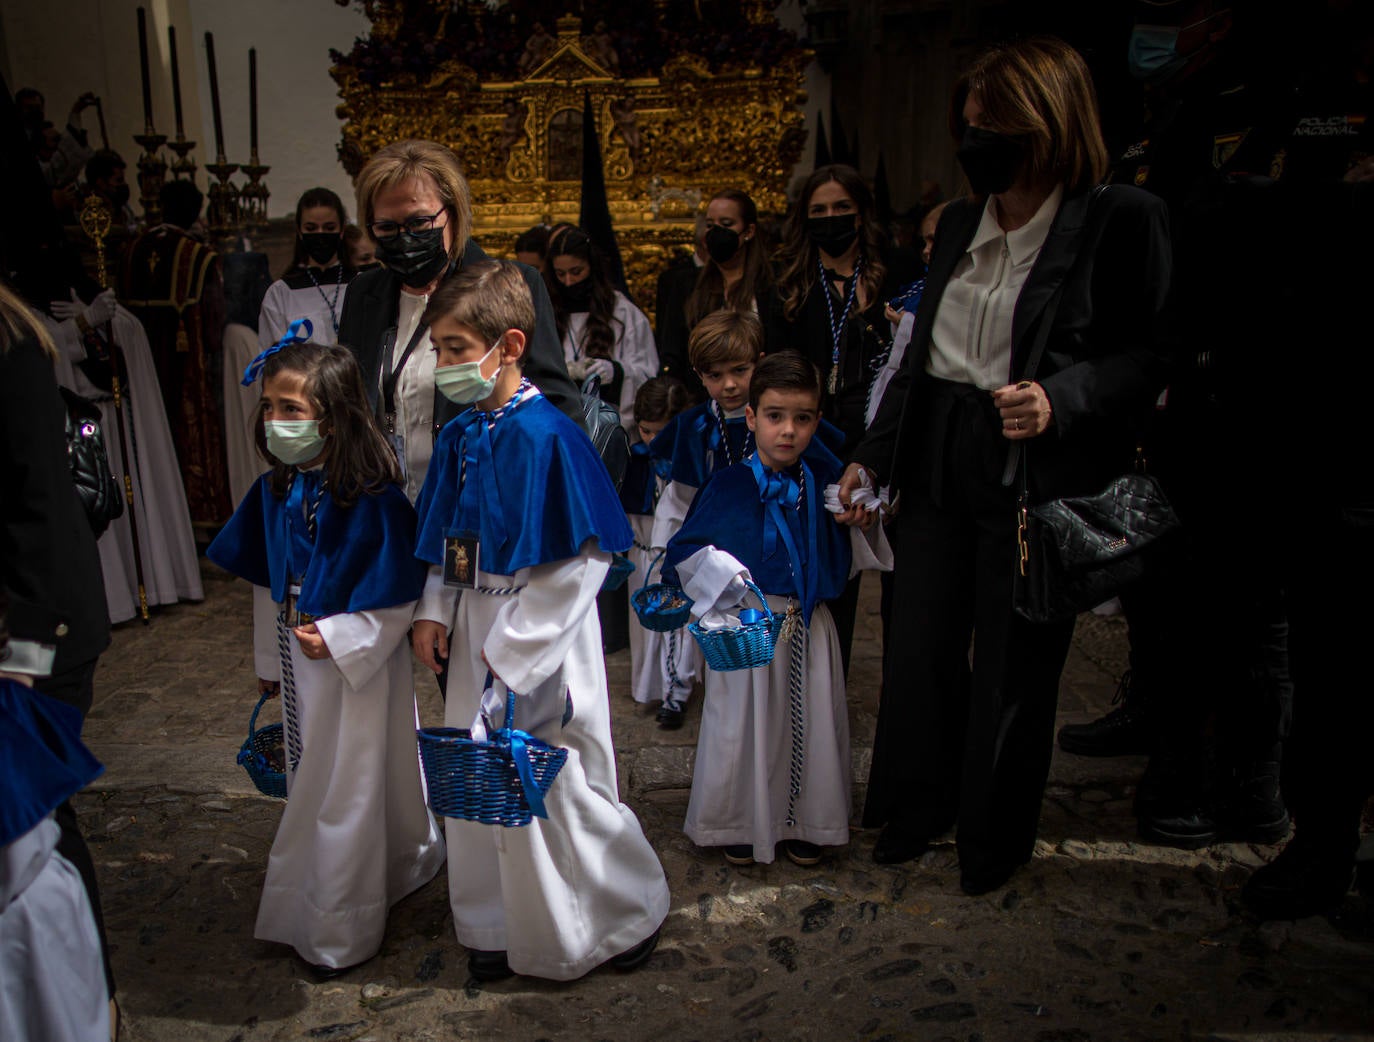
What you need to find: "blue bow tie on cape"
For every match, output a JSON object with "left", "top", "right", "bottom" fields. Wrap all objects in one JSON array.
[
  {"left": 750, "top": 454, "right": 820, "bottom": 623},
  {"left": 283, "top": 469, "right": 323, "bottom": 580},
  {"left": 456, "top": 408, "right": 512, "bottom": 553}
]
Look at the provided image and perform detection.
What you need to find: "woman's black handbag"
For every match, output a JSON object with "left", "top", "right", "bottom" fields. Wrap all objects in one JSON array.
[
  {"left": 580, "top": 373, "right": 630, "bottom": 491},
  {"left": 59, "top": 386, "right": 123, "bottom": 538},
  {"left": 1013, "top": 459, "right": 1179, "bottom": 624}
]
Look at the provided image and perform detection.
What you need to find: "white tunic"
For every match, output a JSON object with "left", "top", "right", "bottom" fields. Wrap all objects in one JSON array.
[
  {"left": 46, "top": 308, "right": 204, "bottom": 624},
  {"left": 562, "top": 291, "right": 658, "bottom": 431},
  {"left": 627, "top": 513, "right": 697, "bottom": 706},
  {"left": 251, "top": 587, "right": 445, "bottom": 969},
  {"left": 415, "top": 546, "right": 670, "bottom": 980},
  {"left": 0, "top": 817, "right": 108, "bottom": 1042},
  {"left": 257, "top": 268, "right": 351, "bottom": 348},
  {"left": 222, "top": 321, "right": 268, "bottom": 507}
]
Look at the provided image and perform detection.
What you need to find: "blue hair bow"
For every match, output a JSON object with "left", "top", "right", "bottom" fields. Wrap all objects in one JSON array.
[{"left": 242, "top": 318, "right": 314, "bottom": 386}]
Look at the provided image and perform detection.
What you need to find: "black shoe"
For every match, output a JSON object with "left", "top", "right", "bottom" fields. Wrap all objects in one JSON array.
[
  {"left": 960, "top": 860, "right": 1020, "bottom": 896},
  {"left": 1215, "top": 761, "right": 1291, "bottom": 845},
  {"left": 784, "top": 839, "right": 823, "bottom": 866},
  {"left": 1138, "top": 806, "right": 1218, "bottom": 849},
  {"left": 306, "top": 960, "right": 359, "bottom": 981},
  {"left": 722, "top": 844, "right": 755, "bottom": 866},
  {"left": 872, "top": 826, "right": 930, "bottom": 865},
  {"left": 1057, "top": 670, "right": 1151, "bottom": 757},
  {"left": 609, "top": 927, "right": 661, "bottom": 971},
  {"left": 656, "top": 702, "right": 685, "bottom": 730},
  {"left": 1241, "top": 840, "right": 1356, "bottom": 921},
  {"left": 467, "top": 949, "right": 514, "bottom": 982}
]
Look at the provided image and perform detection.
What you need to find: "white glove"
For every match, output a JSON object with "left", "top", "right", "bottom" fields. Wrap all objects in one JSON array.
[
  {"left": 583, "top": 357, "right": 615, "bottom": 384},
  {"left": 49, "top": 288, "right": 115, "bottom": 329}
]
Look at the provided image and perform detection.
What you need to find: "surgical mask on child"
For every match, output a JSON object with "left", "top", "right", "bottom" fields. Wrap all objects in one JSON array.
[
  {"left": 265, "top": 419, "right": 328, "bottom": 465},
  {"left": 435, "top": 340, "right": 503, "bottom": 405}
]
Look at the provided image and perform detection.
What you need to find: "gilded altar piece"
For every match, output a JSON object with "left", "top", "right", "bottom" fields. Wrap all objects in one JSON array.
[{"left": 331, "top": 2, "right": 809, "bottom": 315}]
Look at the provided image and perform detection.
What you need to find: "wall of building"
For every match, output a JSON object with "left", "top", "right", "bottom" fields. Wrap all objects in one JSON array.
[{"left": 0, "top": 0, "right": 367, "bottom": 221}]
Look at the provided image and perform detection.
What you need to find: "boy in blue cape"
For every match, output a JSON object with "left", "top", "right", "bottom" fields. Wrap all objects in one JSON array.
[
  {"left": 410, "top": 260, "right": 668, "bottom": 983},
  {"left": 664, "top": 353, "right": 890, "bottom": 867}
]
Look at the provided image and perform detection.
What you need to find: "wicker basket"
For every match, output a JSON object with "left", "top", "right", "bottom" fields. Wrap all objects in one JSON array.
[
  {"left": 631, "top": 550, "right": 693, "bottom": 632},
  {"left": 689, "top": 580, "right": 780, "bottom": 671},
  {"left": 600, "top": 553, "right": 636, "bottom": 592},
  {"left": 417, "top": 685, "right": 567, "bottom": 828},
  {"left": 237, "top": 692, "right": 287, "bottom": 799}
]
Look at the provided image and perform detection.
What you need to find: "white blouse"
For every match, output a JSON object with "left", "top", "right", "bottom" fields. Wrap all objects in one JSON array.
[{"left": 926, "top": 184, "right": 1063, "bottom": 391}]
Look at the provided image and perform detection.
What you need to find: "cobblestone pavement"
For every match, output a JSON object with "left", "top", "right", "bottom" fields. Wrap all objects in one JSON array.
[{"left": 80, "top": 562, "right": 1373, "bottom": 1041}]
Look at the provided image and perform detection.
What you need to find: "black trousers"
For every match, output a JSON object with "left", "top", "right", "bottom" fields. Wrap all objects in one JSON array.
[
  {"left": 34, "top": 658, "right": 115, "bottom": 999},
  {"left": 863, "top": 381, "right": 1074, "bottom": 876}
]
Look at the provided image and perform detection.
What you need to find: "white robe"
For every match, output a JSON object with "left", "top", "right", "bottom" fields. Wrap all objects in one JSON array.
[
  {"left": 415, "top": 545, "right": 670, "bottom": 980},
  {"left": 0, "top": 817, "right": 108, "bottom": 1042},
  {"left": 645, "top": 478, "right": 705, "bottom": 706},
  {"left": 46, "top": 308, "right": 203, "bottom": 623},
  {"left": 258, "top": 276, "right": 350, "bottom": 349},
  {"left": 251, "top": 587, "right": 445, "bottom": 969},
  {"left": 222, "top": 321, "right": 268, "bottom": 507},
  {"left": 627, "top": 513, "right": 697, "bottom": 706},
  {"left": 562, "top": 291, "right": 658, "bottom": 431},
  {"left": 673, "top": 527, "right": 892, "bottom": 863}
]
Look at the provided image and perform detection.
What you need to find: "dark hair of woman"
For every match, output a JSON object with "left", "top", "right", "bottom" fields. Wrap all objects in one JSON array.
[
  {"left": 289, "top": 187, "right": 351, "bottom": 274},
  {"left": 544, "top": 225, "right": 621, "bottom": 361},
  {"left": 684, "top": 188, "right": 771, "bottom": 329},
  {"left": 774, "top": 164, "right": 887, "bottom": 322},
  {"left": 633, "top": 374, "right": 691, "bottom": 425},
  {"left": 254, "top": 341, "right": 401, "bottom": 508}
]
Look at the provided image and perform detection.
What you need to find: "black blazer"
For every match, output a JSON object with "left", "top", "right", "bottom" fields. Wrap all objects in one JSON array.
[
  {"left": 854, "top": 185, "right": 1171, "bottom": 501},
  {"left": 1, "top": 334, "right": 110, "bottom": 675},
  {"left": 337, "top": 238, "right": 583, "bottom": 437}
]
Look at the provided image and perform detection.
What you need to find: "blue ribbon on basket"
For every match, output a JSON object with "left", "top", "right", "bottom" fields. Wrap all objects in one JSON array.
[
  {"left": 476, "top": 674, "right": 550, "bottom": 819},
  {"left": 243, "top": 318, "right": 314, "bottom": 386}
]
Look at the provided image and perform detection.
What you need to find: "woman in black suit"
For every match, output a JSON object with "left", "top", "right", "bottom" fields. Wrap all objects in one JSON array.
[{"left": 836, "top": 37, "right": 1171, "bottom": 895}]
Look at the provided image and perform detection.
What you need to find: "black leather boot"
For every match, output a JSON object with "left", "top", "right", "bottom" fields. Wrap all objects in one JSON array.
[
  {"left": 1216, "top": 760, "right": 1290, "bottom": 845},
  {"left": 1057, "top": 670, "right": 1152, "bottom": 757}
]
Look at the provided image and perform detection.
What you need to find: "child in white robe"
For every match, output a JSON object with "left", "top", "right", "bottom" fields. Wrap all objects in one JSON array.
[
  {"left": 664, "top": 354, "right": 890, "bottom": 867},
  {"left": 621, "top": 376, "right": 691, "bottom": 706},
  {"left": 411, "top": 260, "right": 669, "bottom": 983},
  {"left": 208, "top": 336, "right": 444, "bottom": 976},
  {"left": 644, "top": 310, "right": 764, "bottom": 729}
]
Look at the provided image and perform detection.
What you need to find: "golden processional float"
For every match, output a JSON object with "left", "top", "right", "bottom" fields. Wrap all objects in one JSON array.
[{"left": 330, "top": 1, "right": 810, "bottom": 316}]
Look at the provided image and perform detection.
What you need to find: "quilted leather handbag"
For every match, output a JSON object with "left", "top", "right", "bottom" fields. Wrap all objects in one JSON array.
[
  {"left": 59, "top": 386, "right": 123, "bottom": 538},
  {"left": 580, "top": 373, "right": 630, "bottom": 491},
  {"left": 1014, "top": 463, "right": 1179, "bottom": 624}
]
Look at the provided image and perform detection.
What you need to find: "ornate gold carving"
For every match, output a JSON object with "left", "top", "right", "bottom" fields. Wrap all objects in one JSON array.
[{"left": 331, "top": 4, "right": 809, "bottom": 316}]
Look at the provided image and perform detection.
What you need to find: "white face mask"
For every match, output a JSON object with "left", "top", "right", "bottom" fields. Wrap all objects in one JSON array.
[
  {"left": 265, "top": 419, "right": 328, "bottom": 465},
  {"left": 434, "top": 340, "right": 502, "bottom": 406}
]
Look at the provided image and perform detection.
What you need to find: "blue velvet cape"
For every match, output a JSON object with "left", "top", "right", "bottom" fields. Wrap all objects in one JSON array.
[
  {"left": 620, "top": 445, "right": 661, "bottom": 517},
  {"left": 207, "top": 473, "right": 428, "bottom": 617},
  {"left": 1, "top": 679, "right": 103, "bottom": 847},
  {"left": 649, "top": 400, "right": 848, "bottom": 489},
  {"left": 663, "top": 441, "right": 850, "bottom": 620},
  {"left": 414, "top": 392, "right": 633, "bottom": 573}
]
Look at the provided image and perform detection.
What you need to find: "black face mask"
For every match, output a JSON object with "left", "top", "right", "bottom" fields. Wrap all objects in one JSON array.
[
  {"left": 704, "top": 224, "right": 743, "bottom": 264},
  {"left": 374, "top": 226, "right": 449, "bottom": 288},
  {"left": 354, "top": 261, "right": 382, "bottom": 273},
  {"left": 558, "top": 278, "right": 594, "bottom": 311},
  {"left": 806, "top": 214, "right": 859, "bottom": 257},
  {"left": 300, "top": 231, "right": 342, "bottom": 266},
  {"left": 956, "top": 126, "right": 1025, "bottom": 196}
]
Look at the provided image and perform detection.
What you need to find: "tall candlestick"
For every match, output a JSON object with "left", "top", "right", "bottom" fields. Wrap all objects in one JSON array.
[
  {"left": 168, "top": 25, "right": 184, "bottom": 138},
  {"left": 137, "top": 7, "right": 153, "bottom": 132},
  {"left": 249, "top": 48, "right": 258, "bottom": 155},
  {"left": 205, "top": 31, "right": 226, "bottom": 160}
]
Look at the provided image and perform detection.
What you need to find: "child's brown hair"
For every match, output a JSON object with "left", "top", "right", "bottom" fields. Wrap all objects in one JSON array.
[
  {"left": 421, "top": 259, "right": 535, "bottom": 355},
  {"left": 688, "top": 309, "right": 763, "bottom": 373}
]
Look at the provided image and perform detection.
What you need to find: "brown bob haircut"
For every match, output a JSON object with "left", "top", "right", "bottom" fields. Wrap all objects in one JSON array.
[
  {"left": 688, "top": 309, "right": 764, "bottom": 372},
  {"left": 949, "top": 36, "right": 1109, "bottom": 194},
  {"left": 421, "top": 259, "right": 535, "bottom": 361},
  {"left": 354, "top": 140, "right": 474, "bottom": 261}
]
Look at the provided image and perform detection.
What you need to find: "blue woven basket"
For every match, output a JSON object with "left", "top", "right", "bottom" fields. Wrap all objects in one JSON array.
[
  {"left": 631, "top": 550, "right": 693, "bottom": 632},
  {"left": 689, "top": 580, "right": 780, "bottom": 671},
  {"left": 600, "top": 553, "right": 636, "bottom": 592},
  {"left": 417, "top": 685, "right": 568, "bottom": 828},
  {"left": 237, "top": 692, "right": 287, "bottom": 799}
]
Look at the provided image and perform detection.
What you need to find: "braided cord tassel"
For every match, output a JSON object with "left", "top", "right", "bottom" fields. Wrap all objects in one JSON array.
[
  {"left": 785, "top": 619, "right": 807, "bottom": 827},
  {"left": 276, "top": 611, "right": 304, "bottom": 776},
  {"left": 663, "top": 627, "right": 683, "bottom": 713}
]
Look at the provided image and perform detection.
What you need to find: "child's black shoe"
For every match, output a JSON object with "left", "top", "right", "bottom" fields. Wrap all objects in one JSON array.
[
  {"left": 656, "top": 702, "right": 685, "bottom": 730},
  {"left": 784, "top": 839, "right": 823, "bottom": 866},
  {"left": 467, "top": 949, "right": 514, "bottom": 982},
  {"left": 609, "top": 927, "right": 661, "bottom": 971},
  {"left": 723, "top": 845, "right": 755, "bottom": 866}
]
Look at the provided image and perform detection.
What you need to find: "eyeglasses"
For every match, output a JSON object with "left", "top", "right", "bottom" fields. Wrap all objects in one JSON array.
[{"left": 368, "top": 208, "right": 448, "bottom": 239}]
